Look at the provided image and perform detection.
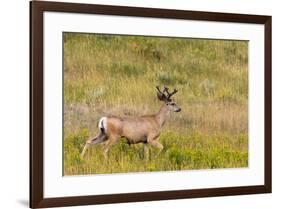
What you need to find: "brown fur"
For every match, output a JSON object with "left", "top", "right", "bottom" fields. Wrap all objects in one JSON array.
[{"left": 81, "top": 87, "right": 181, "bottom": 159}]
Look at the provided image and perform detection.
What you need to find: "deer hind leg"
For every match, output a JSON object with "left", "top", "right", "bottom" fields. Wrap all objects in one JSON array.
[
  {"left": 103, "top": 135, "right": 120, "bottom": 160},
  {"left": 81, "top": 132, "right": 108, "bottom": 158}
]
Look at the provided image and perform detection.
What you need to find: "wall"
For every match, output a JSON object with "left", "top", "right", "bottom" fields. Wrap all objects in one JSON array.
[{"left": 0, "top": 0, "right": 279, "bottom": 208}]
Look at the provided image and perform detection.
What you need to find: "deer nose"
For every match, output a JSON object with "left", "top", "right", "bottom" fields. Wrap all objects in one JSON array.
[{"left": 176, "top": 108, "right": 181, "bottom": 112}]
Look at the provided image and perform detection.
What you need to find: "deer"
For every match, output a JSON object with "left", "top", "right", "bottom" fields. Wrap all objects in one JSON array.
[{"left": 81, "top": 86, "right": 181, "bottom": 160}]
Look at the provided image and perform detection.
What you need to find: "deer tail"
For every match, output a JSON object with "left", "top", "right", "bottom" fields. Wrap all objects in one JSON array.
[{"left": 98, "top": 117, "right": 107, "bottom": 134}]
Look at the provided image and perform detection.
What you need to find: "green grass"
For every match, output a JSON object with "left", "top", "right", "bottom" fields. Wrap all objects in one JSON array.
[{"left": 63, "top": 33, "right": 248, "bottom": 175}]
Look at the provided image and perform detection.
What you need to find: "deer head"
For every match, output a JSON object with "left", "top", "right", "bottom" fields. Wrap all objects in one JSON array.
[{"left": 156, "top": 86, "right": 181, "bottom": 112}]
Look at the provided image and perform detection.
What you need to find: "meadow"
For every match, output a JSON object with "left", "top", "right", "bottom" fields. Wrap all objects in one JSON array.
[{"left": 63, "top": 33, "right": 248, "bottom": 175}]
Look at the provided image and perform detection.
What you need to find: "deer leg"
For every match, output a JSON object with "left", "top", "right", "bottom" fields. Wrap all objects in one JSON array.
[
  {"left": 81, "top": 132, "right": 108, "bottom": 158},
  {"left": 103, "top": 145, "right": 110, "bottom": 160},
  {"left": 81, "top": 143, "right": 90, "bottom": 158},
  {"left": 151, "top": 141, "right": 163, "bottom": 156},
  {"left": 143, "top": 143, "right": 149, "bottom": 160},
  {"left": 148, "top": 136, "right": 163, "bottom": 156},
  {"left": 103, "top": 140, "right": 112, "bottom": 160},
  {"left": 103, "top": 135, "right": 119, "bottom": 160}
]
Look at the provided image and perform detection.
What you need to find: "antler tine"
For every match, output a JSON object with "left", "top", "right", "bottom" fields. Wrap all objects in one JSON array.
[
  {"left": 163, "top": 86, "right": 169, "bottom": 96},
  {"left": 156, "top": 85, "right": 178, "bottom": 101},
  {"left": 167, "top": 88, "right": 178, "bottom": 99},
  {"left": 156, "top": 86, "right": 167, "bottom": 101},
  {"left": 156, "top": 86, "right": 162, "bottom": 93}
]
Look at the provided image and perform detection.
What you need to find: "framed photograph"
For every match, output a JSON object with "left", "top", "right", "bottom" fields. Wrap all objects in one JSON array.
[{"left": 30, "top": 0, "right": 272, "bottom": 208}]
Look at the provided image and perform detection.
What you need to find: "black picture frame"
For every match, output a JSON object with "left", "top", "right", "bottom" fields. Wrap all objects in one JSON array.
[{"left": 30, "top": 1, "right": 272, "bottom": 208}]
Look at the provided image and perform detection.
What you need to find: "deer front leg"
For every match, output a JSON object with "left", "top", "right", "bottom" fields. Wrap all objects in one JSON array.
[
  {"left": 143, "top": 143, "right": 149, "bottom": 160},
  {"left": 148, "top": 135, "right": 163, "bottom": 156}
]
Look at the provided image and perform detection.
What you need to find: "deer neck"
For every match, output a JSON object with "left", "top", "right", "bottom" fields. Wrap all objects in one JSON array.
[{"left": 156, "top": 104, "right": 170, "bottom": 127}]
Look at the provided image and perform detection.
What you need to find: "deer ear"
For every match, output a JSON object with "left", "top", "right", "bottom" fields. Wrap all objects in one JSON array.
[
  {"left": 157, "top": 92, "right": 165, "bottom": 101},
  {"left": 156, "top": 86, "right": 169, "bottom": 102}
]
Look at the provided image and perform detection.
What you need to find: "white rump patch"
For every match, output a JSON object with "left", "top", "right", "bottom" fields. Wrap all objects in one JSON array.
[{"left": 98, "top": 117, "right": 107, "bottom": 133}]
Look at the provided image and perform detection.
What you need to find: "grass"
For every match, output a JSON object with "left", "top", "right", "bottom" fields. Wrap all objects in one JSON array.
[{"left": 63, "top": 33, "right": 248, "bottom": 175}]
